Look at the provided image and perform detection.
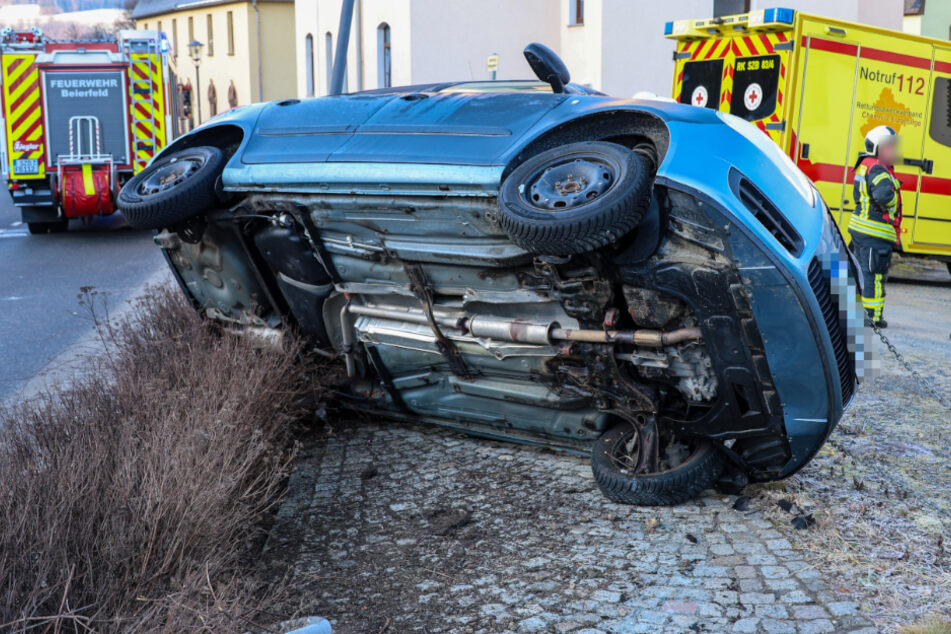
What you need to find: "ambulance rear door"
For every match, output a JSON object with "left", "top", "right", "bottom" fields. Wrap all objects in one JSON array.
[
  {"left": 670, "top": 10, "right": 793, "bottom": 145},
  {"left": 913, "top": 46, "right": 951, "bottom": 250}
]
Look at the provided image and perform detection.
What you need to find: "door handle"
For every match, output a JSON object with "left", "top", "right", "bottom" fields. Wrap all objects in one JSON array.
[{"left": 904, "top": 157, "right": 934, "bottom": 174}]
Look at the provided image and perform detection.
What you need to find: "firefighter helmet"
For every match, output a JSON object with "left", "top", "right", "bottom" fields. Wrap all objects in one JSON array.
[{"left": 864, "top": 125, "right": 899, "bottom": 156}]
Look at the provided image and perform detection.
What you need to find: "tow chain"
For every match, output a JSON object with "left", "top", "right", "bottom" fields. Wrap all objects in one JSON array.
[{"left": 870, "top": 322, "right": 951, "bottom": 412}]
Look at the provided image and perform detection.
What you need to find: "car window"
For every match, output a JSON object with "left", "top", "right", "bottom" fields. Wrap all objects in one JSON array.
[{"left": 929, "top": 77, "right": 951, "bottom": 148}]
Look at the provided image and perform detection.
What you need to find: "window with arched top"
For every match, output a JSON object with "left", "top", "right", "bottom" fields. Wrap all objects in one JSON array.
[
  {"left": 377, "top": 23, "right": 391, "bottom": 88},
  {"left": 304, "top": 33, "right": 315, "bottom": 97}
]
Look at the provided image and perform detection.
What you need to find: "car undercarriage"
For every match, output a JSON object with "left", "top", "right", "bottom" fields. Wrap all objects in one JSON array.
[
  {"left": 124, "top": 44, "right": 857, "bottom": 506},
  {"left": 154, "top": 173, "right": 792, "bottom": 503}
]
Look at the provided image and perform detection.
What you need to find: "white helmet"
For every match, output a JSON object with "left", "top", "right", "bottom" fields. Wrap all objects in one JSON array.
[{"left": 864, "top": 125, "right": 898, "bottom": 155}]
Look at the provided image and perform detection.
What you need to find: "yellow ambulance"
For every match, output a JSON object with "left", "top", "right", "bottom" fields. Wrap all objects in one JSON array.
[{"left": 665, "top": 7, "right": 951, "bottom": 269}]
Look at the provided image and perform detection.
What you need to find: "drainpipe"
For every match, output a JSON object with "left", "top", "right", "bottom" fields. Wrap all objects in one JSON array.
[
  {"left": 355, "top": 0, "right": 363, "bottom": 91},
  {"left": 330, "top": 0, "right": 355, "bottom": 95},
  {"left": 252, "top": 0, "right": 263, "bottom": 101}
]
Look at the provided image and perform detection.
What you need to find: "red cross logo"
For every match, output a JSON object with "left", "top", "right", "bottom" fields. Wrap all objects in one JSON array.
[
  {"left": 744, "top": 82, "right": 763, "bottom": 111},
  {"left": 690, "top": 86, "right": 708, "bottom": 108}
]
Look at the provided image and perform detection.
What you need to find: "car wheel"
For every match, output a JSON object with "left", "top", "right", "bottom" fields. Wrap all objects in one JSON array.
[
  {"left": 591, "top": 422, "right": 724, "bottom": 506},
  {"left": 498, "top": 141, "right": 652, "bottom": 256},
  {"left": 118, "top": 146, "right": 225, "bottom": 230}
]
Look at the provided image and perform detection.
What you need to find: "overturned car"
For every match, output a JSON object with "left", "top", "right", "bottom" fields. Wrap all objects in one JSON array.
[{"left": 119, "top": 45, "right": 860, "bottom": 505}]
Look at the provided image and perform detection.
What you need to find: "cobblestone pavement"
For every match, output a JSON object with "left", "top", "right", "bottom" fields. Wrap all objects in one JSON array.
[{"left": 265, "top": 421, "right": 876, "bottom": 633}]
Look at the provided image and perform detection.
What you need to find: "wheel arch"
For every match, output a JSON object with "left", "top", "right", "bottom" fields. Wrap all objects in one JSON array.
[
  {"left": 502, "top": 109, "right": 671, "bottom": 182},
  {"left": 155, "top": 123, "right": 247, "bottom": 167}
]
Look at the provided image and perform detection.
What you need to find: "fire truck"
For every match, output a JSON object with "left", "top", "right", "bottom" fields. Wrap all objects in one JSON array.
[
  {"left": 0, "top": 27, "right": 175, "bottom": 233},
  {"left": 665, "top": 7, "right": 951, "bottom": 268}
]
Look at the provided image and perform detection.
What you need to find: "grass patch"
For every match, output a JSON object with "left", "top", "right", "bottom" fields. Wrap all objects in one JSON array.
[
  {"left": 0, "top": 286, "right": 328, "bottom": 632},
  {"left": 900, "top": 616, "right": 951, "bottom": 634}
]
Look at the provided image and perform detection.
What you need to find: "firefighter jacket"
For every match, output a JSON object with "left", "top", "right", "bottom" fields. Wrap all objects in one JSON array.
[{"left": 850, "top": 155, "right": 901, "bottom": 244}]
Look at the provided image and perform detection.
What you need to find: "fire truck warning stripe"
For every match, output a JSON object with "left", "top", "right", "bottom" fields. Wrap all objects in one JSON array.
[
  {"left": 7, "top": 60, "right": 36, "bottom": 90},
  {"left": 16, "top": 115, "right": 42, "bottom": 144},
  {"left": 6, "top": 57, "right": 25, "bottom": 77},
  {"left": 12, "top": 107, "right": 41, "bottom": 138},
  {"left": 9, "top": 85, "right": 38, "bottom": 116}
]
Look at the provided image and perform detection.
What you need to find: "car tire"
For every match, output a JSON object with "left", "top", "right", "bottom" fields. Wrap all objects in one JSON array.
[
  {"left": 118, "top": 146, "right": 225, "bottom": 230},
  {"left": 498, "top": 141, "right": 652, "bottom": 256},
  {"left": 591, "top": 424, "right": 724, "bottom": 506}
]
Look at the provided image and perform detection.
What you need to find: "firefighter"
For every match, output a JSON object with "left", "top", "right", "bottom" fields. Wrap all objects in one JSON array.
[{"left": 850, "top": 125, "right": 902, "bottom": 328}]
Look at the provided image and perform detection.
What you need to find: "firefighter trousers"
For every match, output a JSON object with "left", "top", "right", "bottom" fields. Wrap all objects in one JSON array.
[{"left": 849, "top": 231, "right": 893, "bottom": 322}]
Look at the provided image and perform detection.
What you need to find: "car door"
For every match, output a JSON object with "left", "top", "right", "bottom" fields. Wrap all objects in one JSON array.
[
  {"left": 791, "top": 32, "right": 861, "bottom": 226},
  {"left": 911, "top": 46, "right": 951, "bottom": 250}
]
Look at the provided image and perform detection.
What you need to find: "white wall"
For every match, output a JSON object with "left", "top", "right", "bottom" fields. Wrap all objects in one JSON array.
[
  {"left": 295, "top": 0, "right": 319, "bottom": 98},
  {"left": 409, "top": 0, "right": 559, "bottom": 84},
  {"left": 598, "top": 0, "right": 711, "bottom": 97}
]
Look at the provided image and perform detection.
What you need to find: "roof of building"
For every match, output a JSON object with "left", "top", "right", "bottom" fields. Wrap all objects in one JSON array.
[{"left": 131, "top": 0, "right": 291, "bottom": 19}]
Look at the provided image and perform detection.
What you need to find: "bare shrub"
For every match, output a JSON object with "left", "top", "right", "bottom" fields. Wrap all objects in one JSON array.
[{"left": 0, "top": 286, "right": 329, "bottom": 632}]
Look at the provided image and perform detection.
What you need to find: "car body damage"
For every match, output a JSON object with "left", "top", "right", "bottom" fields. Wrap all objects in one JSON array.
[{"left": 125, "top": 66, "right": 860, "bottom": 505}]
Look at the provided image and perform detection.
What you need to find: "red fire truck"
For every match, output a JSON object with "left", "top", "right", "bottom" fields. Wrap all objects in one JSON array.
[{"left": 0, "top": 27, "right": 175, "bottom": 233}]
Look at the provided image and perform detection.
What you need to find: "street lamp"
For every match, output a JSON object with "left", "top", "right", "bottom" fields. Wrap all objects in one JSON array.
[{"left": 188, "top": 39, "right": 203, "bottom": 123}]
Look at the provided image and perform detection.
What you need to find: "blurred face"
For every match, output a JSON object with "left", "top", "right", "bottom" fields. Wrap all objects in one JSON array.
[{"left": 878, "top": 140, "right": 899, "bottom": 166}]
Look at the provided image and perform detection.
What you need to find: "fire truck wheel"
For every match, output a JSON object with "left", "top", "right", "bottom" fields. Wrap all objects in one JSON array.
[
  {"left": 498, "top": 141, "right": 652, "bottom": 256},
  {"left": 118, "top": 146, "right": 226, "bottom": 230}
]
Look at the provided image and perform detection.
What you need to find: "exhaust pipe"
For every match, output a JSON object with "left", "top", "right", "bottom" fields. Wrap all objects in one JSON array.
[{"left": 344, "top": 303, "right": 702, "bottom": 348}]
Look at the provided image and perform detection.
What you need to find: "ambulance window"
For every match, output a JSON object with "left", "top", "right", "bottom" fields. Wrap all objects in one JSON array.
[
  {"left": 679, "top": 59, "right": 723, "bottom": 110},
  {"left": 730, "top": 54, "right": 781, "bottom": 122},
  {"left": 714, "top": 0, "right": 750, "bottom": 17},
  {"left": 928, "top": 77, "right": 951, "bottom": 148}
]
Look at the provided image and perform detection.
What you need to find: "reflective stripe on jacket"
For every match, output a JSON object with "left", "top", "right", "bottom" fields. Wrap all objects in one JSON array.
[{"left": 851, "top": 156, "right": 900, "bottom": 243}]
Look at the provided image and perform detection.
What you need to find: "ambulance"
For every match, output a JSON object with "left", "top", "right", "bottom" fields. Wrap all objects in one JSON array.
[
  {"left": 0, "top": 27, "right": 175, "bottom": 233},
  {"left": 665, "top": 7, "right": 951, "bottom": 270}
]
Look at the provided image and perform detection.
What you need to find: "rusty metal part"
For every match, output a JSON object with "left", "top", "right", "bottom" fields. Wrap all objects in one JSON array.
[
  {"left": 467, "top": 315, "right": 555, "bottom": 345},
  {"left": 404, "top": 263, "right": 473, "bottom": 379},
  {"left": 622, "top": 286, "right": 686, "bottom": 328},
  {"left": 344, "top": 303, "right": 702, "bottom": 349},
  {"left": 340, "top": 300, "right": 357, "bottom": 377}
]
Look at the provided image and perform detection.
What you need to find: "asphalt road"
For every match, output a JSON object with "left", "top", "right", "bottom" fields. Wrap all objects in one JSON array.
[{"left": 0, "top": 194, "right": 165, "bottom": 401}]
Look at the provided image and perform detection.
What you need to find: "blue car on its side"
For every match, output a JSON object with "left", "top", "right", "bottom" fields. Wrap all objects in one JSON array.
[{"left": 118, "top": 45, "right": 860, "bottom": 505}]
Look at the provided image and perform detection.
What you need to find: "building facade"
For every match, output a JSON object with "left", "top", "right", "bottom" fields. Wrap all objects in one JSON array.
[
  {"left": 295, "top": 0, "right": 903, "bottom": 100},
  {"left": 903, "top": 0, "right": 951, "bottom": 40},
  {"left": 134, "top": 0, "right": 297, "bottom": 126}
]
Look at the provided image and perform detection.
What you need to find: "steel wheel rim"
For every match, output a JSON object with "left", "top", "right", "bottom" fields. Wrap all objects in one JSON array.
[
  {"left": 606, "top": 424, "right": 697, "bottom": 475},
  {"left": 520, "top": 155, "right": 618, "bottom": 212},
  {"left": 138, "top": 156, "right": 203, "bottom": 196}
]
